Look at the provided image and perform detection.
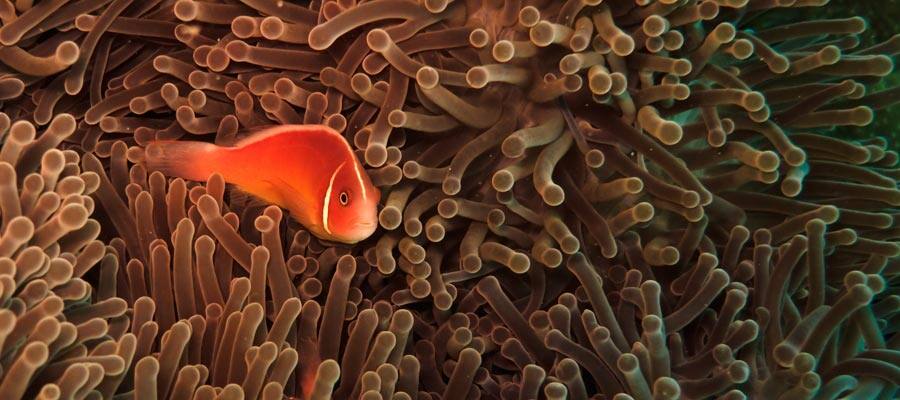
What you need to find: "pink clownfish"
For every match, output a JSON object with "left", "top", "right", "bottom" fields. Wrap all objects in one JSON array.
[{"left": 145, "top": 125, "right": 380, "bottom": 244}]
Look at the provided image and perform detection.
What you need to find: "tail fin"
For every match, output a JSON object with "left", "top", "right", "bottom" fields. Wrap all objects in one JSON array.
[{"left": 144, "top": 140, "right": 221, "bottom": 182}]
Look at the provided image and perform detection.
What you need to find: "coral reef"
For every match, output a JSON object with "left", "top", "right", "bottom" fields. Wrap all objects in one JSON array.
[{"left": 0, "top": 0, "right": 896, "bottom": 399}]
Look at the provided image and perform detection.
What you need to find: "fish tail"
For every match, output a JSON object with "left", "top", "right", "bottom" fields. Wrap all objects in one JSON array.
[
  {"left": 144, "top": 140, "right": 222, "bottom": 182},
  {"left": 301, "top": 369, "right": 315, "bottom": 400},
  {"left": 300, "top": 354, "right": 320, "bottom": 400}
]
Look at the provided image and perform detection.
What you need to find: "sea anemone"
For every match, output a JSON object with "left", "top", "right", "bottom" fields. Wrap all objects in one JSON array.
[{"left": 0, "top": 0, "right": 896, "bottom": 399}]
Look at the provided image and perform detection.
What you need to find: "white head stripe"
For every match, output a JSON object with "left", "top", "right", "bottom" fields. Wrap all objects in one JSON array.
[
  {"left": 322, "top": 161, "right": 345, "bottom": 236},
  {"left": 352, "top": 162, "right": 367, "bottom": 202}
]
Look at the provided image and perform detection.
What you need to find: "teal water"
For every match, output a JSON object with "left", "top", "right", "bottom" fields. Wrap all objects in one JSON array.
[
  {"left": 746, "top": 0, "right": 899, "bottom": 150},
  {"left": 830, "top": 0, "right": 899, "bottom": 149}
]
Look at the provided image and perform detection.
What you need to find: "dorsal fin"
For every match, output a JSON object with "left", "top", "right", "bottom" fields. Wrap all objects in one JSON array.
[
  {"left": 233, "top": 125, "right": 297, "bottom": 147},
  {"left": 229, "top": 124, "right": 350, "bottom": 149},
  {"left": 220, "top": 123, "right": 280, "bottom": 147}
]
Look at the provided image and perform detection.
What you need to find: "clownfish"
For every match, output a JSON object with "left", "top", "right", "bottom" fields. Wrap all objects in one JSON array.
[{"left": 144, "top": 125, "right": 380, "bottom": 244}]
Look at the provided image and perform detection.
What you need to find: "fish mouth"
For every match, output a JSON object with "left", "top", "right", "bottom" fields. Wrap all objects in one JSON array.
[
  {"left": 356, "top": 221, "right": 378, "bottom": 234},
  {"left": 340, "top": 220, "right": 377, "bottom": 243}
]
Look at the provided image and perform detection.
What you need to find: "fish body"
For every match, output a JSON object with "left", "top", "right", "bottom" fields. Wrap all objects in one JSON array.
[{"left": 145, "top": 125, "right": 380, "bottom": 243}]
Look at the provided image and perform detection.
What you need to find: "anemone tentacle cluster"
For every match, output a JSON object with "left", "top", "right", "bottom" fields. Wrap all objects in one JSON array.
[{"left": 0, "top": 0, "right": 896, "bottom": 399}]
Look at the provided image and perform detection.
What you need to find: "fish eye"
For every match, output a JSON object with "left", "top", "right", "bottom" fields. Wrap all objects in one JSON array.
[{"left": 339, "top": 191, "right": 349, "bottom": 206}]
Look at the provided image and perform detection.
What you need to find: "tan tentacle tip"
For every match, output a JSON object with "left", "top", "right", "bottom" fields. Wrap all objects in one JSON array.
[
  {"left": 319, "top": 67, "right": 339, "bottom": 87},
  {"left": 633, "top": 202, "right": 655, "bottom": 222},
  {"left": 847, "top": 16, "right": 868, "bottom": 33},
  {"left": 0, "top": 77, "right": 25, "bottom": 98},
  {"left": 563, "top": 75, "right": 583, "bottom": 92},
  {"left": 387, "top": 110, "right": 407, "bottom": 128},
  {"left": 0, "top": 162, "right": 14, "bottom": 181},
  {"left": 0, "top": 113, "right": 9, "bottom": 132},
  {"left": 320, "top": 1, "right": 343, "bottom": 21},
  {"left": 74, "top": 14, "right": 97, "bottom": 31},
  {"left": 518, "top": 6, "right": 540, "bottom": 28},
  {"left": 21, "top": 342, "right": 50, "bottom": 366},
  {"left": 673, "top": 59, "right": 693, "bottom": 76},
  {"left": 364, "top": 144, "right": 388, "bottom": 168},
  {"left": 416, "top": 66, "right": 440, "bottom": 89},
  {"left": 55, "top": 41, "right": 80, "bottom": 65},
  {"left": 644, "top": 15, "right": 669, "bottom": 37},
  {"left": 466, "top": 67, "right": 489, "bottom": 89},
  {"left": 612, "top": 35, "right": 636, "bottom": 57},
  {"left": 9, "top": 119, "right": 36, "bottom": 143},
  {"left": 231, "top": 16, "right": 259, "bottom": 39},
  {"left": 259, "top": 93, "right": 281, "bottom": 112},
  {"left": 350, "top": 73, "right": 373, "bottom": 95},
  {"left": 768, "top": 55, "right": 791, "bottom": 74},
  {"left": 585, "top": 149, "right": 605, "bottom": 168},
  {"left": 529, "top": 21, "right": 555, "bottom": 47},
  {"left": 755, "top": 151, "right": 780, "bottom": 172},
  {"left": 491, "top": 170, "right": 514, "bottom": 192},
  {"left": 126, "top": 147, "right": 146, "bottom": 164},
  {"left": 678, "top": 190, "right": 701, "bottom": 209},
  {"left": 99, "top": 117, "right": 120, "bottom": 133},
  {"left": 176, "top": 105, "right": 198, "bottom": 123},
  {"left": 307, "top": 24, "right": 335, "bottom": 51},
  {"left": 366, "top": 29, "right": 391, "bottom": 52},
  {"left": 728, "top": 39, "right": 754, "bottom": 60},
  {"left": 379, "top": 208, "right": 402, "bottom": 231},
  {"left": 559, "top": 55, "right": 580, "bottom": 75},
  {"left": 173, "top": 0, "right": 199, "bottom": 21},
  {"left": 423, "top": 0, "right": 450, "bottom": 13},
  {"left": 849, "top": 106, "right": 874, "bottom": 126},
  {"left": 544, "top": 382, "right": 568, "bottom": 400},
  {"left": 588, "top": 70, "right": 612, "bottom": 95},
  {"left": 0, "top": 28, "right": 20, "bottom": 47},
  {"left": 254, "top": 215, "right": 276, "bottom": 233},
  {"left": 224, "top": 40, "right": 251, "bottom": 62},
  {"left": 741, "top": 91, "right": 766, "bottom": 112},
  {"left": 153, "top": 55, "right": 177, "bottom": 73},
  {"left": 713, "top": 22, "right": 736, "bottom": 43},
  {"left": 442, "top": 176, "right": 461, "bottom": 196},
  {"left": 325, "top": 114, "right": 346, "bottom": 133},
  {"left": 59, "top": 203, "right": 89, "bottom": 229},
  {"left": 501, "top": 136, "right": 525, "bottom": 158},
  {"left": 401, "top": 160, "right": 422, "bottom": 179},
  {"left": 818, "top": 45, "right": 842, "bottom": 65},
  {"left": 492, "top": 41, "right": 514, "bottom": 63},
  {"left": 49, "top": 113, "right": 77, "bottom": 135},
  {"left": 783, "top": 147, "right": 807, "bottom": 167},
  {"left": 6, "top": 215, "right": 34, "bottom": 238},
  {"left": 260, "top": 16, "right": 285, "bottom": 40},
  {"left": 780, "top": 179, "right": 802, "bottom": 198},
  {"left": 187, "top": 89, "right": 207, "bottom": 109},
  {"left": 469, "top": 29, "right": 490, "bottom": 49},
  {"left": 540, "top": 184, "right": 565, "bottom": 206}
]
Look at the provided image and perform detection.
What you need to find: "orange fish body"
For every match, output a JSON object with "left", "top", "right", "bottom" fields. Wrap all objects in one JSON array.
[{"left": 145, "top": 125, "right": 380, "bottom": 244}]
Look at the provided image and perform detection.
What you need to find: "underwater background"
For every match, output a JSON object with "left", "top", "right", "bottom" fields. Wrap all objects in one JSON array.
[
  {"left": 799, "top": 0, "right": 899, "bottom": 146},
  {"left": 0, "top": 0, "right": 897, "bottom": 399}
]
